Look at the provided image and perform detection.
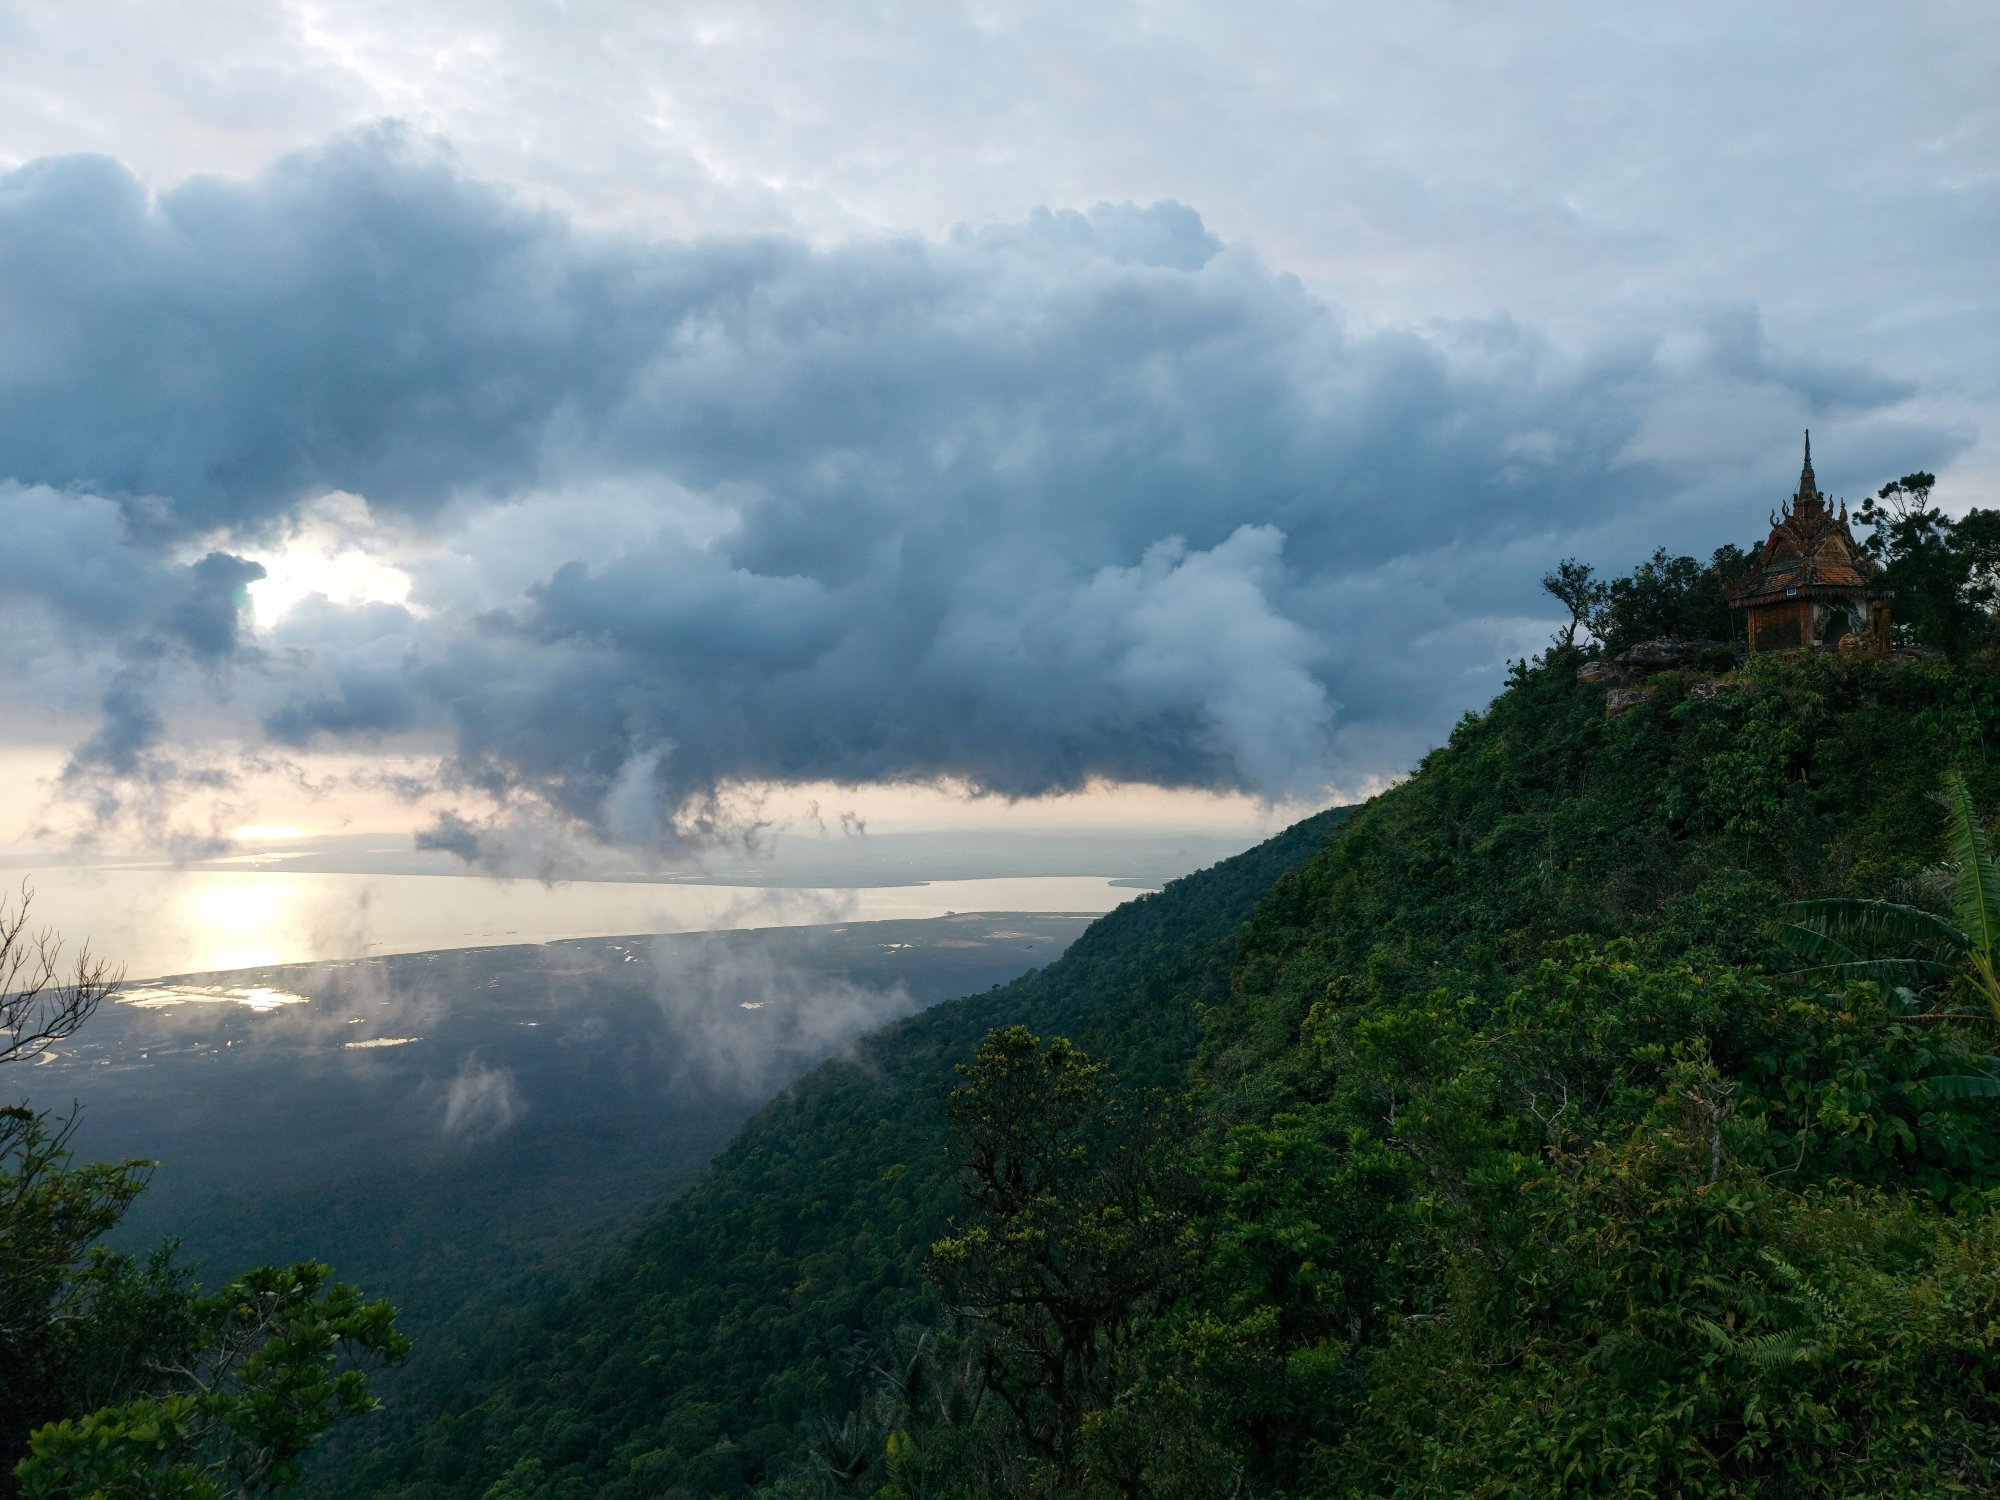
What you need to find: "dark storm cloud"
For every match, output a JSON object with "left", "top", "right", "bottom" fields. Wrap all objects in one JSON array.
[
  {"left": 167, "top": 553, "right": 269, "bottom": 659},
  {"left": 46, "top": 548, "right": 265, "bottom": 839},
  {"left": 0, "top": 129, "right": 1646, "bottom": 557},
  {"left": 1700, "top": 308, "right": 1917, "bottom": 418},
  {"left": 0, "top": 132, "right": 612, "bottom": 535},
  {"left": 262, "top": 596, "right": 426, "bottom": 744},
  {"left": 0, "top": 132, "right": 1944, "bottom": 854},
  {"left": 67, "top": 675, "right": 163, "bottom": 782},
  {"left": 0, "top": 481, "right": 270, "bottom": 836}
]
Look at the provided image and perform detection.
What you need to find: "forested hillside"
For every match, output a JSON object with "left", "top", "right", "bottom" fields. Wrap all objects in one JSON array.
[
  {"left": 1156, "top": 646, "right": 2000, "bottom": 1495},
  {"left": 803, "top": 645, "right": 2000, "bottom": 1499},
  {"left": 332, "top": 805, "right": 1352, "bottom": 1496},
  {"left": 349, "top": 640, "right": 2000, "bottom": 1498}
]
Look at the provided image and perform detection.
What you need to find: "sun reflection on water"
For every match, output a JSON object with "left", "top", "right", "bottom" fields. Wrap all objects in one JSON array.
[
  {"left": 176, "top": 875, "right": 302, "bottom": 972},
  {"left": 120, "top": 983, "right": 311, "bottom": 1011}
]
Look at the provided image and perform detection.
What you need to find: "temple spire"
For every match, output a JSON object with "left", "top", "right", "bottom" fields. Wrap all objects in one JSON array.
[{"left": 1796, "top": 429, "right": 1823, "bottom": 513}]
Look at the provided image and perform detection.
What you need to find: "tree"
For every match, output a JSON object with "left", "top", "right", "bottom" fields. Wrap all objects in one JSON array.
[
  {"left": 1859, "top": 470, "right": 1940, "bottom": 536},
  {"left": 1589, "top": 546, "right": 1750, "bottom": 655},
  {"left": 0, "top": 881, "right": 121, "bottom": 1068},
  {"left": 17, "top": 1265, "right": 408, "bottom": 1500},
  {"left": 928, "top": 1028, "right": 1195, "bottom": 1497},
  {"left": 1853, "top": 471, "right": 2000, "bottom": 656},
  {"left": 1948, "top": 506, "right": 2000, "bottom": 613},
  {"left": 0, "top": 1103, "right": 192, "bottom": 1488},
  {"left": 1540, "top": 558, "right": 1606, "bottom": 649},
  {"left": 0, "top": 890, "right": 408, "bottom": 1495}
]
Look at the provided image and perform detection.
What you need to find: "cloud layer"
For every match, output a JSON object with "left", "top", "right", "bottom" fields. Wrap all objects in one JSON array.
[{"left": 0, "top": 132, "right": 1955, "bottom": 857}]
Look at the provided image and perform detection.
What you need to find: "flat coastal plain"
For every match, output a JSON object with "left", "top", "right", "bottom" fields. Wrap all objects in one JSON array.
[{"left": 30, "top": 913, "right": 1098, "bottom": 1390}]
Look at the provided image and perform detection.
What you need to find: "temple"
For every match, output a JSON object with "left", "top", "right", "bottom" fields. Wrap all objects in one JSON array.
[{"left": 1727, "top": 433, "right": 1890, "bottom": 653}]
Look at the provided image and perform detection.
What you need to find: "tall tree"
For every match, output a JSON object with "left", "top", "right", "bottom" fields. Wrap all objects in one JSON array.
[
  {"left": 1540, "top": 558, "right": 1606, "bottom": 649},
  {"left": 929, "top": 1028, "right": 1194, "bottom": 1496},
  {"left": 1854, "top": 471, "right": 2000, "bottom": 655}
]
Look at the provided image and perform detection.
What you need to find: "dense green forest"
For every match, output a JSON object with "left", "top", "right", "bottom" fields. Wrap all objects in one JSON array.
[{"left": 324, "top": 634, "right": 2000, "bottom": 1497}]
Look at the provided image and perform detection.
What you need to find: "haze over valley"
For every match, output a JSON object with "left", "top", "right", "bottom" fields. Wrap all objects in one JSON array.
[{"left": 40, "top": 916, "right": 1093, "bottom": 1401}]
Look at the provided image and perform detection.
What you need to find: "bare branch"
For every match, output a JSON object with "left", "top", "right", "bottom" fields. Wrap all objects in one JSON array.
[{"left": 0, "top": 881, "right": 125, "bottom": 1068}]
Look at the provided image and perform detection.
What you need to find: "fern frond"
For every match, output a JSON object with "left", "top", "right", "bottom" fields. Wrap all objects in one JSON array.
[
  {"left": 1889, "top": 864, "right": 1960, "bottom": 915},
  {"left": 1743, "top": 1331, "right": 1816, "bottom": 1367},
  {"left": 1689, "top": 1316, "right": 1735, "bottom": 1354}
]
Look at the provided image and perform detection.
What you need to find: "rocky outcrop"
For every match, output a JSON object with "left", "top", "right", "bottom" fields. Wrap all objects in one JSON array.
[
  {"left": 1578, "top": 638, "right": 1739, "bottom": 717},
  {"left": 1613, "top": 638, "right": 1731, "bottom": 673}
]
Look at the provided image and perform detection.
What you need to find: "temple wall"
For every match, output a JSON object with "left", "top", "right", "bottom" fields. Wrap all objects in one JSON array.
[
  {"left": 1744, "top": 594, "right": 1886, "bottom": 653},
  {"left": 1748, "top": 600, "right": 1806, "bottom": 652}
]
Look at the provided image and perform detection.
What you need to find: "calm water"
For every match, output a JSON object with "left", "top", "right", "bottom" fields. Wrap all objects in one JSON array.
[{"left": 13, "top": 867, "right": 1141, "bottom": 981}]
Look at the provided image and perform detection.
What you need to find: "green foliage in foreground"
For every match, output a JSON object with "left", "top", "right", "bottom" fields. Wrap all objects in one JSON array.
[
  {"left": 1167, "top": 650, "right": 2000, "bottom": 1496},
  {"left": 1187, "top": 955, "right": 2000, "bottom": 1497},
  {"left": 356, "top": 646, "right": 2000, "bottom": 1496},
  {"left": 19, "top": 1263, "right": 408, "bottom": 1499},
  {"left": 0, "top": 1103, "right": 408, "bottom": 1498},
  {"left": 928, "top": 1026, "right": 1196, "bottom": 1492},
  {"left": 792, "top": 649, "right": 2000, "bottom": 1499}
]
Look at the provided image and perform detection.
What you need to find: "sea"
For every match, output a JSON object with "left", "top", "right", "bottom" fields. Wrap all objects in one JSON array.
[{"left": 11, "top": 864, "right": 1144, "bottom": 981}]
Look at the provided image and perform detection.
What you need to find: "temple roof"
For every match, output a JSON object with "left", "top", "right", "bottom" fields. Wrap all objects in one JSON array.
[{"left": 1726, "top": 433, "right": 1882, "bottom": 607}]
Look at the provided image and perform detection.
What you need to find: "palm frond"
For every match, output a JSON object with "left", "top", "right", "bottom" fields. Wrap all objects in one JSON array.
[
  {"left": 1889, "top": 864, "right": 1961, "bottom": 916},
  {"left": 1780, "top": 953, "right": 1958, "bottom": 988},
  {"left": 1940, "top": 770, "right": 2000, "bottom": 966},
  {"left": 1774, "top": 920, "right": 1859, "bottom": 967},
  {"left": 1779, "top": 898, "right": 1967, "bottom": 959},
  {"left": 1964, "top": 948, "right": 2000, "bottom": 1026},
  {"left": 1928, "top": 1073, "right": 2000, "bottom": 1100}
]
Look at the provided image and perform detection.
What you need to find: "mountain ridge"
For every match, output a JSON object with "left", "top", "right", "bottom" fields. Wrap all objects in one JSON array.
[{"left": 333, "top": 802, "right": 1356, "bottom": 1496}]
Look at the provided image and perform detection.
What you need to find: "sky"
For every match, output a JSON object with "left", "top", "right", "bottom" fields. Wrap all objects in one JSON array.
[{"left": 1, "top": 0, "right": 1994, "bottom": 869}]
